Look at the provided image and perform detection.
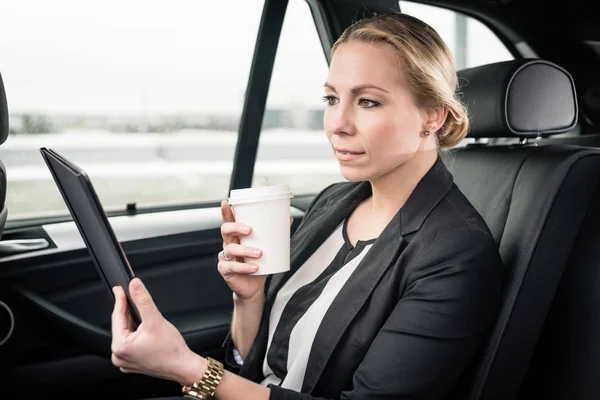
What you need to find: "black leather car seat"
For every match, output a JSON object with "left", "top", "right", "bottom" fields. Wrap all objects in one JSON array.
[{"left": 443, "top": 59, "right": 600, "bottom": 400}]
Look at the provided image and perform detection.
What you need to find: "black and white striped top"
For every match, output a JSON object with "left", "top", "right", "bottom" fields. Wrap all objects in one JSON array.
[{"left": 257, "top": 218, "right": 376, "bottom": 390}]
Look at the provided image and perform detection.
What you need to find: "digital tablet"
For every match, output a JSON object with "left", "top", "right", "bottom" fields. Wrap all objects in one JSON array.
[{"left": 40, "top": 147, "right": 142, "bottom": 327}]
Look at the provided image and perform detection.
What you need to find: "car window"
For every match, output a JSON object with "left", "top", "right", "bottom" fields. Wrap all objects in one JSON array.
[
  {"left": 252, "top": 0, "right": 346, "bottom": 195},
  {"left": 1, "top": 0, "right": 264, "bottom": 220},
  {"left": 399, "top": 1, "right": 514, "bottom": 70}
]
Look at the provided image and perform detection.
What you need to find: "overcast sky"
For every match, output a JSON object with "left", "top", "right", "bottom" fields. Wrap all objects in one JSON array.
[{"left": 0, "top": 0, "right": 512, "bottom": 116}]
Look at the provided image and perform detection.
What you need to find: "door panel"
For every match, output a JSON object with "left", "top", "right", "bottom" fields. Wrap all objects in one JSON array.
[{"left": 0, "top": 204, "right": 308, "bottom": 398}]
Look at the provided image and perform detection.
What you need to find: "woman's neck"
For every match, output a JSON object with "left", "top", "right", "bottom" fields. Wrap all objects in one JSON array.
[{"left": 367, "top": 149, "right": 438, "bottom": 224}]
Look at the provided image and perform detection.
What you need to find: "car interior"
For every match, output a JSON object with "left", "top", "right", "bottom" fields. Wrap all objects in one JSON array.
[{"left": 1, "top": 0, "right": 600, "bottom": 399}]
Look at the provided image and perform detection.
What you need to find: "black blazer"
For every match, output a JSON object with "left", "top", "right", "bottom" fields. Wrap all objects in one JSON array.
[{"left": 223, "top": 157, "right": 505, "bottom": 400}]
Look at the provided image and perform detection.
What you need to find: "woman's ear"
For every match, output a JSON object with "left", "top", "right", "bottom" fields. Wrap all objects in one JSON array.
[{"left": 424, "top": 106, "right": 448, "bottom": 134}]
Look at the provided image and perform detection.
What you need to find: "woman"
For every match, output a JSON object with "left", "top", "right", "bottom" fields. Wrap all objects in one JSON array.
[{"left": 110, "top": 12, "right": 505, "bottom": 399}]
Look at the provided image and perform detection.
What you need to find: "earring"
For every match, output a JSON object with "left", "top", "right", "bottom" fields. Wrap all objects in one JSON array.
[{"left": 422, "top": 130, "right": 430, "bottom": 137}]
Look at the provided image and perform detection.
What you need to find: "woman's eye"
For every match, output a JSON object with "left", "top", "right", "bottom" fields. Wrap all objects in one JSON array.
[
  {"left": 358, "top": 99, "right": 380, "bottom": 108},
  {"left": 322, "top": 95, "right": 338, "bottom": 106}
]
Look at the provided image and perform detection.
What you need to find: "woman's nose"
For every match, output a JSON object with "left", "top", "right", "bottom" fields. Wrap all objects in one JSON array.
[{"left": 325, "top": 104, "right": 354, "bottom": 136}]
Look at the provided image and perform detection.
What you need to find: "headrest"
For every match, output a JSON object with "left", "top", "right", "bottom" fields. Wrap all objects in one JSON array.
[
  {"left": 0, "top": 72, "right": 7, "bottom": 145},
  {"left": 458, "top": 59, "right": 578, "bottom": 139}
]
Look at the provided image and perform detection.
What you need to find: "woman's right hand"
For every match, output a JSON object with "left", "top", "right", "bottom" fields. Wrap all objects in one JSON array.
[{"left": 218, "top": 200, "right": 267, "bottom": 303}]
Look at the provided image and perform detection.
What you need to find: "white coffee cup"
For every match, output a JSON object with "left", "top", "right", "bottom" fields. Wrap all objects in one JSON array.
[{"left": 228, "top": 184, "right": 294, "bottom": 275}]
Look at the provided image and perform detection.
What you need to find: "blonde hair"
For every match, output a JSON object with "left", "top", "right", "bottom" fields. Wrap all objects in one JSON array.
[{"left": 331, "top": 13, "right": 469, "bottom": 148}]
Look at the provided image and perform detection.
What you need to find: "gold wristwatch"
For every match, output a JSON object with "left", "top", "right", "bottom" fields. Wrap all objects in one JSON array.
[{"left": 182, "top": 357, "right": 224, "bottom": 400}]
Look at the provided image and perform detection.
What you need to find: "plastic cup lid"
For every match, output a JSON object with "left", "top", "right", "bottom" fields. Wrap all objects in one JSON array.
[{"left": 228, "top": 184, "right": 293, "bottom": 205}]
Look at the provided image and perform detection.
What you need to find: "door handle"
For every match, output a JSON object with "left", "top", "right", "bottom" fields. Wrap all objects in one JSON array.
[{"left": 0, "top": 238, "right": 50, "bottom": 253}]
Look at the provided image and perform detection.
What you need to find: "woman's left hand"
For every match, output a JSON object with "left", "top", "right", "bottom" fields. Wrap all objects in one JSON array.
[{"left": 111, "top": 278, "right": 205, "bottom": 385}]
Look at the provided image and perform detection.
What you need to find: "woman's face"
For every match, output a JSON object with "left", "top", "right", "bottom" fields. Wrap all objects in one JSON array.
[{"left": 323, "top": 41, "right": 439, "bottom": 182}]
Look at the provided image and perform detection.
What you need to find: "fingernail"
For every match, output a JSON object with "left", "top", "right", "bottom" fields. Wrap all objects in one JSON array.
[
  {"left": 253, "top": 249, "right": 261, "bottom": 257},
  {"left": 133, "top": 278, "right": 144, "bottom": 294},
  {"left": 242, "top": 226, "right": 250, "bottom": 234}
]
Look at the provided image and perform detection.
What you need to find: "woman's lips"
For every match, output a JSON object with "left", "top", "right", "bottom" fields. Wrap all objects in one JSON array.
[{"left": 334, "top": 148, "right": 365, "bottom": 161}]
